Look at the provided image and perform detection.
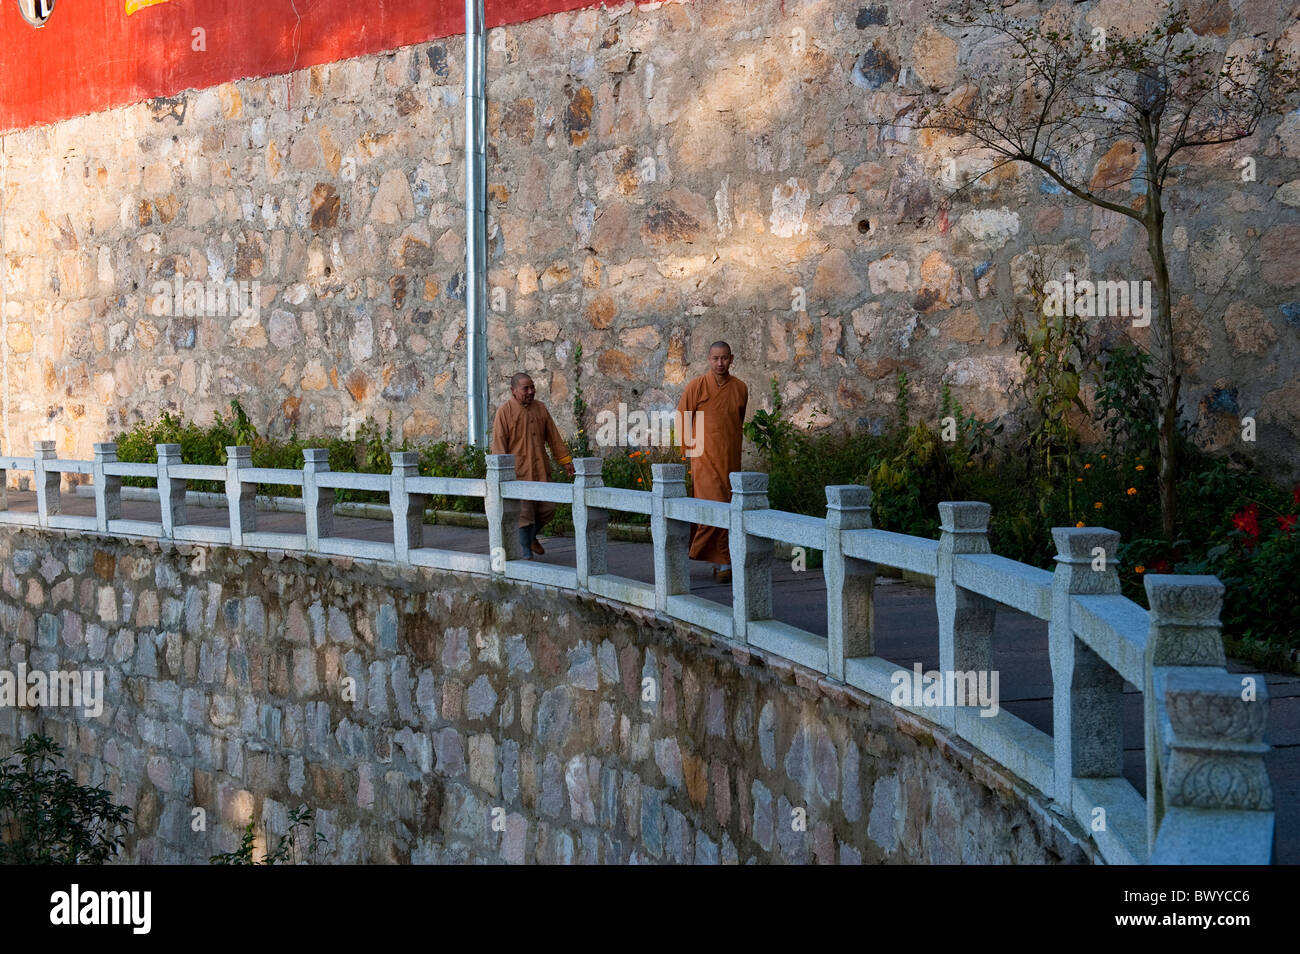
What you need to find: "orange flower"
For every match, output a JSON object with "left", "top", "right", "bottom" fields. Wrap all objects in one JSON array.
[
  {"left": 1084, "top": 463, "right": 1092, "bottom": 470},
  {"left": 1127, "top": 487, "right": 1137, "bottom": 496},
  {"left": 1101, "top": 454, "right": 1108, "bottom": 460},
  {"left": 1135, "top": 464, "right": 1145, "bottom": 471},
  {"left": 636, "top": 477, "right": 643, "bottom": 483},
  {"left": 1135, "top": 565, "right": 1146, "bottom": 574},
  {"left": 1076, "top": 477, "right": 1083, "bottom": 483},
  {"left": 1075, "top": 520, "right": 1085, "bottom": 527},
  {"left": 1094, "top": 502, "right": 1103, "bottom": 510}
]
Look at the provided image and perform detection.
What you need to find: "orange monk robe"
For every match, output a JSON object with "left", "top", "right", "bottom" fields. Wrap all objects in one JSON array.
[
  {"left": 676, "top": 372, "right": 748, "bottom": 564},
  {"left": 490, "top": 398, "right": 572, "bottom": 528}
]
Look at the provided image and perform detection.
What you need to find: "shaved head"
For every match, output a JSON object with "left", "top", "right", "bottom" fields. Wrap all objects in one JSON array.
[
  {"left": 708, "top": 341, "right": 734, "bottom": 379},
  {"left": 510, "top": 372, "right": 536, "bottom": 406}
]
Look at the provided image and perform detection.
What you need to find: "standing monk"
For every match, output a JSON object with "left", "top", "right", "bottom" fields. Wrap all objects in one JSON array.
[
  {"left": 491, "top": 372, "right": 574, "bottom": 557},
  {"left": 676, "top": 341, "right": 748, "bottom": 583}
]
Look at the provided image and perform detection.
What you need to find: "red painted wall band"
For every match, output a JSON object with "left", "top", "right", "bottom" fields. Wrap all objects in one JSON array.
[{"left": 1, "top": 0, "right": 613, "bottom": 133}]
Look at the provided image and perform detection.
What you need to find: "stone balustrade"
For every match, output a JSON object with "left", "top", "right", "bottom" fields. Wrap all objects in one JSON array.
[{"left": 0, "top": 442, "right": 1275, "bottom": 864}]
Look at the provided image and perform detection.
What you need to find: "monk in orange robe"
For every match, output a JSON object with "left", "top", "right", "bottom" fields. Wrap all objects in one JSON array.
[
  {"left": 491, "top": 372, "right": 574, "bottom": 557},
  {"left": 676, "top": 341, "right": 748, "bottom": 582}
]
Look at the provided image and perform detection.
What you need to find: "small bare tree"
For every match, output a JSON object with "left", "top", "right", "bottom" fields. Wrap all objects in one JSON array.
[{"left": 905, "top": 2, "right": 1299, "bottom": 538}]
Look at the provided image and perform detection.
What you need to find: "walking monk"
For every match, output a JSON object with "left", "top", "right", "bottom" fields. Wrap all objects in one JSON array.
[
  {"left": 676, "top": 341, "right": 748, "bottom": 583},
  {"left": 491, "top": 372, "right": 574, "bottom": 557}
]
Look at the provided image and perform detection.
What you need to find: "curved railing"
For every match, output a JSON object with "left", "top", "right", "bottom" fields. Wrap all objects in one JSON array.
[{"left": 0, "top": 439, "right": 1275, "bottom": 864}]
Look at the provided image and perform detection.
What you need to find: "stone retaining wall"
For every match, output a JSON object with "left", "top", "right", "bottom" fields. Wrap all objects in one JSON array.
[
  {"left": 0, "top": 0, "right": 1297, "bottom": 478},
  {"left": 0, "top": 527, "right": 1093, "bottom": 863}
]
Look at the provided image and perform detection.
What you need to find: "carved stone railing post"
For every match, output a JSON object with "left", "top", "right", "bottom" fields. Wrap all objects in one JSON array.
[
  {"left": 226, "top": 445, "right": 255, "bottom": 546},
  {"left": 651, "top": 463, "right": 689, "bottom": 614},
  {"left": 93, "top": 442, "right": 121, "bottom": 533},
  {"left": 33, "top": 440, "right": 58, "bottom": 526},
  {"left": 157, "top": 443, "right": 186, "bottom": 537},
  {"left": 390, "top": 451, "right": 424, "bottom": 564},
  {"left": 826, "top": 485, "right": 874, "bottom": 680},
  {"left": 1145, "top": 575, "right": 1274, "bottom": 863},
  {"left": 1049, "top": 527, "right": 1125, "bottom": 810},
  {"left": 486, "top": 454, "right": 522, "bottom": 573},
  {"left": 302, "top": 448, "right": 333, "bottom": 551},
  {"left": 573, "top": 458, "right": 606, "bottom": 590},
  {"left": 935, "top": 502, "right": 996, "bottom": 730},
  {"left": 730, "top": 472, "right": 772, "bottom": 645}
]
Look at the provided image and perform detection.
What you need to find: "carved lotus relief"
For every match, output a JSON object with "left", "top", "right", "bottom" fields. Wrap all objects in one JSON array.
[{"left": 1167, "top": 754, "right": 1272, "bottom": 811}]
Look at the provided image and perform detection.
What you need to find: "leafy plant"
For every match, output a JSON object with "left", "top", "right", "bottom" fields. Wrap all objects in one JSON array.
[
  {"left": 210, "top": 804, "right": 326, "bottom": 865},
  {"left": 743, "top": 377, "right": 798, "bottom": 461},
  {"left": 571, "top": 342, "right": 591, "bottom": 459},
  {"left": 867, "top": 422, "right": 960, "bottom": 538},
  {"left": 229, "top": 399, "right": 259, "bottom": 447},
  {"left": 1094, "top": 344, "right": 1161, "bottom": 460},
  {"left": 939, "top": 380, "right": 1002, "bottom": 465},
  {"left": 893, "top": 370, "right": 910, "bottom": 434},
  {"left": 0, "top": 734, "right": 131, "bottom": 864},
  {"left": 359, "top": 414, "right": 396, "bottom": 475},
  {"left": 1009, "top": 252, "right": 1094, "bottom": 515}
]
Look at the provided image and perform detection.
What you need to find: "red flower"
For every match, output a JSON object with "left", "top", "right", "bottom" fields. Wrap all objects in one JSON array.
[
  {"left": 1293, "top": 486, "right": 1300, "bottom": 506},
  {"left": 1151, "top": 559, "right": 1172, "bottom": 574},
  {"left": 1279, "top": 514, "right": 1298, "bottom": 534},
  {"left": 1232, "top": 504, "right": 1260, "bottom": 544}
]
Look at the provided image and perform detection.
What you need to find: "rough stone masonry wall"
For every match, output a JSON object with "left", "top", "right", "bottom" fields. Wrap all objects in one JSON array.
[
  {"left": 1, "top": 0, "right": 1298, "bottom": 478},
  {"left": 0, "top": 528, "right": 1093, "bottom": 863}
]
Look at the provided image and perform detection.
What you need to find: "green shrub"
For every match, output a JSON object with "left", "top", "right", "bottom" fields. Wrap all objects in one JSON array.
[
  {"left": 741, "top": 368, "right": 1299, "bottom": 660},
  {"left": 210, "top": 804, "right": 326, "bottom": 865},
  {"left": 0, "top": 734, "right": 131, "bottom": 864},
  {"left": 114, "top": 402, "right": 489, "bottom": 513}
]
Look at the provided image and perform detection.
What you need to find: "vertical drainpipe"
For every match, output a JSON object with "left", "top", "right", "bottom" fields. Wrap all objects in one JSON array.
[{"left": 464, "top": 0, "right": 489, "bottom": 448}]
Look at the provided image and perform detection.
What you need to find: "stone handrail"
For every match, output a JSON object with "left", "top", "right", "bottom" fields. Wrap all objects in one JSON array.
[{"left": 0, "top": 440, "right": 1274, "bottom": 865}]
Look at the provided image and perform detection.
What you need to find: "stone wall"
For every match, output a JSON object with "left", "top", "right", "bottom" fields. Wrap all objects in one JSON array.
[
  {"left": 1, "top": 0, "right": 1297, "bottom": 478},
  {"left": 0, "top": 527, "right": 1094, "bottom": 863}
]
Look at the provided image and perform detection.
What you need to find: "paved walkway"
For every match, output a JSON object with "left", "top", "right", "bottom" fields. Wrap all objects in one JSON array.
[{"left": 9, "top": 491, "right": 1298, "bottom": 863}]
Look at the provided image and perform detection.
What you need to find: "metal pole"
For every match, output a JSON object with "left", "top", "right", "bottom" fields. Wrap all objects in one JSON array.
[{"left": 464, "top": 0, "right": 489, "bottom": 448}]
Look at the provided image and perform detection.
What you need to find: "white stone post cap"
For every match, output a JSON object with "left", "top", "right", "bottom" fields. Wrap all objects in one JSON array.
[
  {"left": 938, "top": 501, "right": 990, "bottom": 533},
  {"left": 651, "top": 463, "right": 686, "bottom": 482},
  {"left": 1051, "top": 526, "right": 1120, "bottom": 563},
  {"left": 1144, "top": 574, "right": 1224, "bottom": 622},
  {"left": 826, "top": 484, "right": 872, "bottom": 509},
  {"left": 730, "top": 471, "right": 768, "bottom": 494}
]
